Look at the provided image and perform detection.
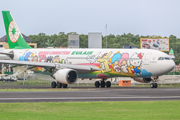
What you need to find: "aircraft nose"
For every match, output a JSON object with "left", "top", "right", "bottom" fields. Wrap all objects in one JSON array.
[
  {"left": 159, "top": 60, "right": 175, "bottom": 75},
  {"left": 165, "top": 60, "right": 175, "bottom": 73}
]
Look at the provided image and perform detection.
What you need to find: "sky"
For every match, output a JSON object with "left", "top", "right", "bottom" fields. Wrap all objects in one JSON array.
[{"left": 0, "top": 0, "right": 180, "bottom": 37}]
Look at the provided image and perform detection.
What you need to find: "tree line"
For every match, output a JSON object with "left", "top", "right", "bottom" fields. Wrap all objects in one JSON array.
[{"left": 28, "top": 32, "right": 180, "bottom": 64}]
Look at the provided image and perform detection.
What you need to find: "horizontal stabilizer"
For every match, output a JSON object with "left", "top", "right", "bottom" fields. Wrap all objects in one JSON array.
[{"left": 0, "top": 51, "right": 14, "bottom": 59}]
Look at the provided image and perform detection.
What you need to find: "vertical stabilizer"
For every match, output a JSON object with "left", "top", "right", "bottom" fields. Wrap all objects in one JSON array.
[{"left": 2, "top": 11, "right": 32, "bottom": 49}]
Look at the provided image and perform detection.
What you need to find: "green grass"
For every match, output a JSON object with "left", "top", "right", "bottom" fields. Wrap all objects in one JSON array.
[
  {"left": 0, "top": 101, "right": 180, "bottom": 120},
  {"left": 0, "top": 88, "right": 80, "bottom": 92},
  {"left": 0, "top": 80, "right": 51, "bottom": 85},
  {"left": 135, "top": 83, "right": 180, "bottom": 87}
]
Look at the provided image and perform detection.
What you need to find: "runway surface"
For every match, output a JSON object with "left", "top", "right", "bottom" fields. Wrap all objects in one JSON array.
[{"left": 0, "top": 85, "right": 180, "bottom": 102}]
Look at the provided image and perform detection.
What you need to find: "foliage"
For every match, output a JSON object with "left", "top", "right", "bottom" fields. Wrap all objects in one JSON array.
[{"left": 28, "top": 32, "right": 180, "bottom": 64}]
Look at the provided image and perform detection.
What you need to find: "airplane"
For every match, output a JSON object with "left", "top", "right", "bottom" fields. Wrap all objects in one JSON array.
[{"left": 0, "top": 11, "right": 175, "bottom": 88}]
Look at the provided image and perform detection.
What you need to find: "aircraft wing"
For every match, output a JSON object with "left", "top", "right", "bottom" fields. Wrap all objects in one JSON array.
[{"left": 0, "top": 60, "right": 100, "bottom": 73}]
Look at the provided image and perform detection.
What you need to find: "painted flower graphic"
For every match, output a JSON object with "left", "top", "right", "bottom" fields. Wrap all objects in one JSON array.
[{"left": 8, "top": 20, "right": 20, "bottom": 43}]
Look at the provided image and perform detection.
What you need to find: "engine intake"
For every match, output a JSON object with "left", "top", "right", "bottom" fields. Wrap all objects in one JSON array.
[
  {"left": 53, "top": 69, "right": 78, "bottom": 84},
  {"left": 133, "top": 77, "right": 152, "bottom": 83}
]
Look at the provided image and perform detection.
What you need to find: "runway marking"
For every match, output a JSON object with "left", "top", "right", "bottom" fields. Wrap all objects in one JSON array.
[{"left": 0, "top": 96, "right": 180, "bottom": 100}]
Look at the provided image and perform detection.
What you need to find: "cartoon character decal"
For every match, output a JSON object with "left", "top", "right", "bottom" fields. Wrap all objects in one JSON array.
[
  {"left": 86, "top": 52, "right": 101, "bottom": 64},
  {"left": 32, "top": 55, "right": 38, "bottom": 62},
  {"left": 17, "top": 50, "right": 151, "bottom": 78},
  {"left": 52, "top": 55, "right": 60, "bottom": 63},
  {"left": 111, "top": 53, "right": 121, "bottom": 73},
  {"left": 119, "top": 53, "right": 129, "bottom": 73},
  {"left": 103, "top": 51, "right": 147, "bottom": 77},
  {"left": 129, "top": 52, "right": 144, "bottom": 75},
  {"left": 19, "top": 56, "right": 24, "bottom": 61},
  {"left": 46, "top": 56, "right": 53, "bottom": 63},
  {"left": 18, "top": 51, "right": 35, "bottom": 61},
  {"left": 61, "top": 59, "right": 68, "bottom": 64},
  {"left": 39, "top": 54, "right": 46, "bottom": 62},
  {"left": 97, "top": 52, "right": 112, "bottom": 73},
  {"left": 24, "top": 52, "right": 32, "bottom": 61}
]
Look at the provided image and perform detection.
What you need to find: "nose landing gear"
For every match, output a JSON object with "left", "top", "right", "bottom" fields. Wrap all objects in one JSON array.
[
  {"left": 150, "top": 83, "right": 157, "bottom": 88},
  {"left": 150, "top": 77, "right": 158, "bottom": 88}
]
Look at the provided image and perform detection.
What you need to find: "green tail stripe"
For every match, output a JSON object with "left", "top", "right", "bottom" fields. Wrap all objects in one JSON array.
[{"left": 2, "top": 11, "right": 32, "bottom": 49}]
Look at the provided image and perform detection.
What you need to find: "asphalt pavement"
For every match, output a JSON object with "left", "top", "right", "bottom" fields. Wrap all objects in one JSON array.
[{"left": 0, "top": 85, "right": 180, "bottom": 102}]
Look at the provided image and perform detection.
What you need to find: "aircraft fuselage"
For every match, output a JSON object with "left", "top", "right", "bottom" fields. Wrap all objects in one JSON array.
[{"left": 5, "top": 48, "right": 175, "bottom": 79}]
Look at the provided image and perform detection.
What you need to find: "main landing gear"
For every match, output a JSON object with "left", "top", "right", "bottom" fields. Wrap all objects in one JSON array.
[
  {"left": 150, "top": 77, "right": 158, "bottom": 88},
  {"left": 51, "top": 81, "right": 68, "bottom": 88},
  {"left": 95, "top": 79, "right": 111, "bottom": 88}
]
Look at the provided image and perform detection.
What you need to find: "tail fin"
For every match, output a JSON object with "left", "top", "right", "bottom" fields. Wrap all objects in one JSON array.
[
  {"left": 2, "top": 11, "right": 32, "bottom": 49},
  {"left": 169, "top": 48, "right": 175, "bottom": 58}
]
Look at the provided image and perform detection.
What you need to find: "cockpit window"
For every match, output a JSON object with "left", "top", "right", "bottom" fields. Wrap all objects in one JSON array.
[
  {"left": 158, "top": 57, "right": 172, "bottom": 60},
  {"left": 158, "top": 57, "right": 163, "bottom": 60},
  {"left": 165, "top": 57, "right": 170, "bottom": 60}
]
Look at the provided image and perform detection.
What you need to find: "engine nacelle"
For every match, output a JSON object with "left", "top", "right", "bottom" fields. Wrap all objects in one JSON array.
[
  {"left": 53, "top": 69, "right": 78, "bottom": 84},
  {"left": 133, "top": 77, "right": 152, "bottom": 83}
]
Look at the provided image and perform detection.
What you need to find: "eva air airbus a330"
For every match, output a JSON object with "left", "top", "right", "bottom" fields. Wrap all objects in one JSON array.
[{"left": 0, "top": 11, "right": 175, "bottom": 88}]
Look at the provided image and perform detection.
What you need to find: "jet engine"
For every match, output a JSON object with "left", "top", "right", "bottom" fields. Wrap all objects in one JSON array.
[
  {"left": 53, "top": 69, "right": 78, "bottom": 84},
  {"left": 133, "top": 77, "right": 152, "bottom": 83}
]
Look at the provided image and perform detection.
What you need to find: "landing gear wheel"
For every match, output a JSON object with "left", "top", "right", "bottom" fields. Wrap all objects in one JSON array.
[
  {"left": 101, "top": 81, "right": 105, "bottom": 88},
  {"left": 62, "top": 84, "right": 68, "bottom": 88},
  {"left": 150, "top": 83, "right": 158, "bottom": 88},
  {"left": 95, "top": 81, "right": 100, "bottom": 88},
  {"left": 106, "top": 81, "right": 111, "bottom": 88},
  {"left": 51, "top": 81, "right": 57, "bottom": 88},
  {"left": 57, "top": 82, "right": 62, "bottom": 88},
  {"left": 150, "top": 83, "right": 154, "bottom": 88},
  {"left": 154, "top": 83, "right": 158, "bottom": 88}
]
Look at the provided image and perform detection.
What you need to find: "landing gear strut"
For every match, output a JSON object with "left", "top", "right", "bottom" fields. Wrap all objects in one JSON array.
[
  {"left": 101, "top": 81, "right": 105, "bottom": 88},
  {"left": 95, "top": 79, "right": 111, "bottom": 88}
]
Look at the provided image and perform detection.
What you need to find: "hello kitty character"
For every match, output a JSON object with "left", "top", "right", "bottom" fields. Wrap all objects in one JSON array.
[{"left": 129, "top": 52, "right": 144, "bottom": 75}]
